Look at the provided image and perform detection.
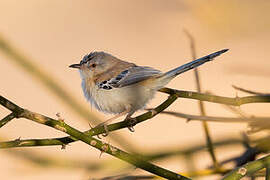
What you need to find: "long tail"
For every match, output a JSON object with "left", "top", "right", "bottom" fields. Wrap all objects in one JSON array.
[
  {"left": 154, "top": 49, "right": 229, "bottom": 89},
  {"left": 161, "top": 49, "right": 228, "bottom": 80}
]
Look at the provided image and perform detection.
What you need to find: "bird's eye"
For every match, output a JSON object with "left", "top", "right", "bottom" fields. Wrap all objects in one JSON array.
[{"left": 91, "top": 63, "right": 96, "bottom": 68}]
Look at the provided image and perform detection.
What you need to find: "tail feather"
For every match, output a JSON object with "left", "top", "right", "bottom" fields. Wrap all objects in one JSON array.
[{"left": 161, "top": 49, "right": 229, "bottom": 81}]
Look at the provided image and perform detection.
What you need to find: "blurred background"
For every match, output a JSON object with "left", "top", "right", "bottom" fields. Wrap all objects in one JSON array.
[{"left": 0, "top": 0, "right": 270, "bottom": 179}]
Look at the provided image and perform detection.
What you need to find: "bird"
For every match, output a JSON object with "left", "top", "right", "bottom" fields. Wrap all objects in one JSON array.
[{"left": 69, "top": 49, "right": 228, "bottom": 134}]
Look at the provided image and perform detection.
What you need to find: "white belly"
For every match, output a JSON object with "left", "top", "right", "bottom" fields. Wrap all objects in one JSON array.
[{"left": 82, "top": 80, "right": 156, "bottom": 114}]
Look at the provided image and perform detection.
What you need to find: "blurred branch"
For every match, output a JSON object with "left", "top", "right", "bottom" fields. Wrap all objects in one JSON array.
[
  {"left": 143, "top": 137, "right": 243, "bottom": 161},
  {"left": 0, "top": 94, "right": 177, "bottom": 148},
  {"left": 159, "top": 87, "right": 270, "bottom": 105},
  {"left": 221, "top": 104, "right": 249, "bottom": 118},
  {"left": 233, "top": 85, "right": 269, "bottom": 95},
  {"left": 184, "top": 29, "right": 218, "bottom": 168},
  {"left": 161, "top": 110, "right": 270, "bottom": 133},
  {"left": 217, "top": 147, "right": 259, "bottom": 167},
  {"left": 222, "top": 154, "right": 270, "bottom": 180},
  {"left": 1, "top": 87, "right": 270, "bottom": 149},
  {"left": 95, "top": 174, "right": 154, "bottom": 180},
  {"left": 248, "top": 120, "right": 270, "bottom": 133},
  {"left": 254, "top": 136, "right": 270, "bottom": 153},
  {"left": 2, "top": 148, "right": 103, "bottom": 171},
  {"left": 1, "top": 136, "right": 247, "bottom": 178},
  {"left": 266, "top": 165, "right": 270, "bottom": 180},
  {"left": 0, "top": 34, "right": 135, "bottom": 151},
  {"left": 160, "top": 111, "right": 270, "bottom": 123},
  {"left": 184, "top": 167, "right": 229, "bottom": 177},
  {"left": 0, "top": 95, "right": 189, "bottom": 180},
  {"left": 0, "top": 112, "right": 16, "bottom": 128}
]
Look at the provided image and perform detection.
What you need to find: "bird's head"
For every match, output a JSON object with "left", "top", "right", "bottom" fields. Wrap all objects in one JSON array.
[{"left": 69, "top": 51, "right": 118, "bottom": 80}]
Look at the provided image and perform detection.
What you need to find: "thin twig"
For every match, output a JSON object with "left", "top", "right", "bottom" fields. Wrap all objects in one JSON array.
[
  {"left": 143, "top": 137, "right": 242, "bottom": 161},
  {"left": 205, "top": 91, "right": 250, "bottom": 118},
  {"left": 160, "top": 111, "right": 270, "bottom": 123},
  {"left": 183, "top": 29, "right": 218, "bottom": 167},
  {"left": 0, "top": 112, "right": 16, "bottom": 128},
  {"left": 2, "top": 149, "right": 103, "bottom": 171},
  {"left": 159, "top": 87, "right": 270, "bottom": 105},
  {"left": 233, "top": 85, "right": 270, "bottom": 95},
  {"left": 0, "top": 95, "right": 189, "bottom": 180}
]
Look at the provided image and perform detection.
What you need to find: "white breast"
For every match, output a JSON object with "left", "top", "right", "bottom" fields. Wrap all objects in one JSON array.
[{"left": 81, "top": 79, "right": 156, "bottom": 114}]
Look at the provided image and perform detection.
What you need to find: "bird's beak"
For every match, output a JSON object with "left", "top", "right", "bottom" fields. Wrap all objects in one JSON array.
[{"left": 69, "top": 63, "right": 81, "bottom": 69}]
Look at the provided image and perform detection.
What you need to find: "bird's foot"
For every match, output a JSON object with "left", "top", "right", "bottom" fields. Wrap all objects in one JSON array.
[
  {"left": 125, "top": 117, "right": 137, "bottom": 132},
  {"left": 94, "top": 123, "right": 109, "bottom": 138},
  {"left": 95, "top": 110, "right": 130, "bottom": 137},
  {"left": 102, "top": 124, "right": 109, "bottom": 137}
]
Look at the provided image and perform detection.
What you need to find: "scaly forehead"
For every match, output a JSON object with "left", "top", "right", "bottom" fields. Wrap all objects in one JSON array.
[{"left": 80, "top": 51, "right": 105, "bottom": 64}]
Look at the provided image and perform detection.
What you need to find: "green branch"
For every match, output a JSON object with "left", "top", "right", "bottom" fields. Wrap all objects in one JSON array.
[
  {"left": 0, "top": 94, "right": 177, "bottom": 148},
  {"left": 222, "top": 154, "right": 270, "bottom": 180},
  {"left": 2, "top": 86, "right": 270, "bottom": 149},
  {"left": 159, "top": 88, "right": 270, "bottom": 105},
  {"left": 0, "top": 95, "right": 189, "bottom": 180},
  {"left": 0, "top": 112, "right": 16, "bottom": 128}
]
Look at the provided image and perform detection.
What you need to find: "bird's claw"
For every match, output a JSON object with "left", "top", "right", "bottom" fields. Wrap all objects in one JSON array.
[
  {"left": 128, "top": 126, "right": 135, "bottom": 132},
  {"left": 102, "top": 124, "right": 109, "bottom": 137},
  {"left": 94, "top": 123, "right": 109, "bottom": 138},
  {"left": 125, "top": 117, "right": 137, "bottom": 132}
]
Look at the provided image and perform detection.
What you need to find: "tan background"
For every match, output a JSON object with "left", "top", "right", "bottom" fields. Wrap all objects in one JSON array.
[{"left": 0, "top": 0, "right": 270, "bottom": 179}]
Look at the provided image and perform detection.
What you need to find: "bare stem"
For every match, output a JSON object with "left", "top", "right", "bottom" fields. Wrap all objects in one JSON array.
[
  {"left": 159, "top": 88, "right": 270, "bottom": 105},
  {"left": 0, "top": 95, "right": 189, "bottom": 180},
  {"left": 0, "top": 94, "right": 177, "bottom": 148},
  {"left": 160, "top": 111, "right": 270, "bottom": 123},
  {"left": 1, "top": 88, "right": 270, "bottom": 149},
  {"left": 232, "top": 85, "right": 269, "bottom": 95},
  {"left": 0, "top": 112, "right": 16, "bottom": 128}
]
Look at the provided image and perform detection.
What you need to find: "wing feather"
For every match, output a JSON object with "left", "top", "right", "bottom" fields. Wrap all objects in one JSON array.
[{"left": 111, "top": 66, "right": 162, "bottom": 88}]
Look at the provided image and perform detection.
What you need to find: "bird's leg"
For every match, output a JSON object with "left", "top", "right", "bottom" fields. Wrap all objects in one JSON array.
[
  {"left": 124, "top": 111, "right": 137, "bottom": 132},
  {"left": 95, "top": 110, "right": 129, "bottom": 137}
]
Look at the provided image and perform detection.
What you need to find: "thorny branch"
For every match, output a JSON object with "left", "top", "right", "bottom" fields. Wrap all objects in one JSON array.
[
  {"left": 1, "top": 88, "right": 270, "bottom": 149},
  {"left": 1, "top": 88, "right": 270, "bottom": 179},
  {"left": 159, "top": 87, "right": 270, "bottom": 105},
  {"left": 0, "top": 95, "right": 189, "bottom": 180},
  {"left": 0, "top": 27, "right": 269, "bottom": 180},
  {"left": 0, "top": 94, "right": 177, "bottom": 148}
]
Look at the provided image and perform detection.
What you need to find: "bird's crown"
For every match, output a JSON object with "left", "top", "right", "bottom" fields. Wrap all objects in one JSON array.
[{"left": 80, "top": 51, "right": 105, "bottom": 65}]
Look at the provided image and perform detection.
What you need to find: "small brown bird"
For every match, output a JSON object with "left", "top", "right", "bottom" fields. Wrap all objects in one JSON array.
[{"left": 69, "top": 49, "right": 228, "bottom": 134}]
